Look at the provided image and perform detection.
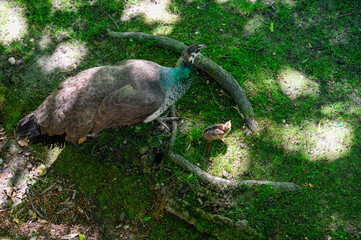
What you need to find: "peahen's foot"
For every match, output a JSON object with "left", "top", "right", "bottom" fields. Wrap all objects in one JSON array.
[{"left": 156, "top": 117, "right": 181, "bottom": 131}]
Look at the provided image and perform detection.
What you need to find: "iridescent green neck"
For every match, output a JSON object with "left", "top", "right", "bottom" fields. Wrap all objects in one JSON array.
[{"left": 159, "top": 61, "right": 195, "bottom": 90}]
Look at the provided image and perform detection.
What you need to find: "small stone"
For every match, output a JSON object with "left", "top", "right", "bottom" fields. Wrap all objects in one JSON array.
[
  {"left": 123, "top": 140, "right": 127, "bottom": 145},
  {"left": 8, "top": 57, "right": 16, "bottom": 65}
]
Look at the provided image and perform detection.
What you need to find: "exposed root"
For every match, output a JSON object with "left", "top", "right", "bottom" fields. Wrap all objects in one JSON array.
[
  {"left": 169, "top": 105, "right": 301, "bottom": 191},
  {"left": 165, "top": 195, "right": 263, "bottom": 240}
]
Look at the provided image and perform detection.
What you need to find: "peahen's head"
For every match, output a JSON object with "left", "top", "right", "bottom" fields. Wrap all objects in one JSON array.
[{"left": 186, "top": 44, "right": 204, "bottom": 64}]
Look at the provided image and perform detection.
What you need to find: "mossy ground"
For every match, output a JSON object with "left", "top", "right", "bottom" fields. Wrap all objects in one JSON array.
[{"left": 1, "top": 0, "right": 360, "bottom": 239}]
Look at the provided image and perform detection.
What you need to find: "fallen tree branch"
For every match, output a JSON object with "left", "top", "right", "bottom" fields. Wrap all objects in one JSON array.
[
  {"left": 107, "top": 30, "right": 258, "bottom": 132},
  {"left": 166, "top": 196, "right": 263, "bottom": 240},
  {"left": 107, "top": 30, "right": 187, "bottom": 55},
  {"left": 151, "top": 186, "right": 263, "bottom": 240},
  {"left": 169, "top": 105, "right": 300, "bottom": 190}
]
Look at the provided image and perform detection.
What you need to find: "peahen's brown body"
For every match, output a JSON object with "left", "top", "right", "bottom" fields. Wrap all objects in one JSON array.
[{"left": 16, "top": 45, "right": 204, "bottom": 146}]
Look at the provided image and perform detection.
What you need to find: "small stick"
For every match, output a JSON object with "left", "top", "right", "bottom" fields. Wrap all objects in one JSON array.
[
  {"left": 105, "top": 11, "right": 120, "bottom": 29},
  {"left": 26, "top": 189, "right": 45, "bottom": 219},
  {"left": 259, "top": 17, "right": 270, "bottom": 24},
  {"left": 335, "top": 7, "right": 356, "bottom": 20},
  {"left": 40, "top": 183, "right": 57, "bottom": 195}
]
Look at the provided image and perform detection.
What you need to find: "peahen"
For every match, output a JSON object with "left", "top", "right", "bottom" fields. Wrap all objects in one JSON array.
[
  {"left": 16, "top": 44, "right": 204, "bottom": 146},
  {"left": 202, "top": 120, "right": 231, "bottom": 153}
]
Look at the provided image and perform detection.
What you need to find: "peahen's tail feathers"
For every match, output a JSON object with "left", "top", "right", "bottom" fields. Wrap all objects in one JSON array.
[
  {"left": 16, "top": 113, "right": 66, "bottom": 147},
  {"left": 16, "top": 113, "right": 41, "bottom": 141}
]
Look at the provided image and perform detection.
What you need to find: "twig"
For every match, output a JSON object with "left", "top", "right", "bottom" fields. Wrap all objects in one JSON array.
[
  {"left": 56, "top": 208, "right": 69, "bottom": 215},
  {"left": 26, "top": 189, "right": 45, "bottom": 219},
  {"left": 335, "top": 6, "right": 356, "bottom": 20},
  {"left": 259, "top": 17, "right": 270, "bottom": 25},
  {"left": 105, "top": 11, "right": 120, "bottom": 29},
  {"left": 243, "top": 47, "right": 264, "bottom": 51},
  {"left": 40, "top": 183, "right": 57, "bottom": 195},
  {"left": 269, "top": 1, "right": 276, "bottom": 11}
]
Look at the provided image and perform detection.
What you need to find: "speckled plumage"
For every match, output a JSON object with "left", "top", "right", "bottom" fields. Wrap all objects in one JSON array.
[
  {"left": 16, "top": 45, "right": 204, "bottom": 145},
  {"left": 202, "top": 121, "right": 232, "bottom": 142}
]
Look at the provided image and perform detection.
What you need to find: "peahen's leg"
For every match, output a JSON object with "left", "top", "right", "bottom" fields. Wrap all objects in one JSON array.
[{"left": 156, "top": 117, "right": 181, "bottom": 131}]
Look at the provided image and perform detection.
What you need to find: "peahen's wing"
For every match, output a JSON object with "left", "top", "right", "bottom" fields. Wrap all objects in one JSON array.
[{"left": 92, "top": 83, "right": 165, "bottom": 133}]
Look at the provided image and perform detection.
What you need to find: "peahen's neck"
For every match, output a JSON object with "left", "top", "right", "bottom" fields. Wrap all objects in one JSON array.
[
  {"left": 143, "top": 60, "right": 195, "bottom": 123},
  {"left": 160, "top": 60, "right": 195, "bottom": 91}
]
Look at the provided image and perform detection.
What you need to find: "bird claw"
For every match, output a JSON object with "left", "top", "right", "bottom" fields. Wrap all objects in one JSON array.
[
  {"left": 16, "top": 136, "right": 29, "bottom": 147},
  {"left": 156, "top": 117, "right": 181, "bottom": 132}
]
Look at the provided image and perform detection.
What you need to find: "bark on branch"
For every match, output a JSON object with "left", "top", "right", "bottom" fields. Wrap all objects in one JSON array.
[
  {"left": 165, "top": 196, "right": 263, "bottom": 240},
  {"left": 107, "top": 30, "right": 258, "bottom": 132}
]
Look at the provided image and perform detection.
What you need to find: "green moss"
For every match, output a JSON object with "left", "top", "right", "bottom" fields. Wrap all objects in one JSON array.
[
  {"left": 0, "top": 85, "right": 26, "bottom": 131},
  {"left": 166, "top": 198, "right": 263, "bottom": 240},
  {"left": 52, "top": 145, "right": 153, "bottom": 220},
  {"left": 53, "top": 146, "right": 109, "bottom": 194},
  {"left": 96, "top": 167, "right": 153, "bottom": 219},
  {"left": 149, "top": 214, "right": 208, "bottom": 240}
]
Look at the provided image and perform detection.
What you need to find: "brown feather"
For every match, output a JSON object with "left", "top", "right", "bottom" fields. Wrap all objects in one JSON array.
[
  {"left": 202, "top": 121, "right": 232, "bottom": 141},
  {"left": 16, "top": 44, "right": 204, "bottom": 145},
  {"left": 17, "top": 61, "right": 166, "bottom": 144}
]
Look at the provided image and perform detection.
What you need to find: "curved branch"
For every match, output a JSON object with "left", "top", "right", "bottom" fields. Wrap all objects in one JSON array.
[
  {"left": 107, "top": 30, "right": 258, "bottom": 132},
  {"left": 194, "top": 55, "right": 258, "bottom": 132},
  {"left": 169, "top": 105, "right": 300, "bottom": 191},
  {"left": 107, "top": 30, "right": 187, "bottom": 55}
]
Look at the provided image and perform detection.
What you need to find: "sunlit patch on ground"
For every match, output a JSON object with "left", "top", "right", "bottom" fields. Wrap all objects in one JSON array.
[
  {"left": 278, "top": 67, "right": 319, "bottom": 100},
  {"left": 329, "top": 27, "right": 349, "bottom": 45},
  {"left": 269, "top": 121, "right": 353, "bottom": 161},
  {"left": 280, "top": 0, "right": 296, "bottom": 8},
  {"left": 153, "top": 25, "right": 174, "bottom": 35},
  {"left": 38, "top": 35, "right": 53, "bottom": 50},
  {"left": 121, "top": 0, "right": 178, "bottom": 24},
  {"left": 321, "top": 99, "right": 361, "bottom": 118},
  {"left": 215, "top": 0, "right": 232, "bottom": 4},
  {"left": 208, "top": 130, "right": 250, "bottom": 178},
  {"left": 37, "top": 41, "right": 88, "bottom": 73},
  {"left": 50, "top": 0, "right": 79, "bottom": 13},
  {"left": 243, "top": 14, "right": 263, "bottom": 36},
  {"left": 0, "top": 1, "right": 28, "bottom": 45}
]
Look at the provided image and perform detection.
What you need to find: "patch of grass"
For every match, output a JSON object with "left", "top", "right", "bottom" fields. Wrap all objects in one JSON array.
[
  {"left": 0, "top": 85, "right": 26, "bottom": 130},
  {"left": 149, "top": 213, "right": 210, "bottom": 240}
]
